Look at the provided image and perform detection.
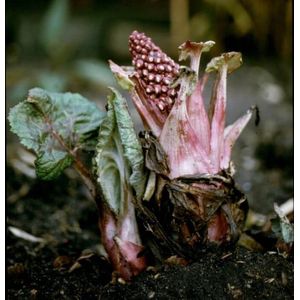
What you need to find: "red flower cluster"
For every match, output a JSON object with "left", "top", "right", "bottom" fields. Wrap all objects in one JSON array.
[{"left": 129, "top": 31, "right": 179, "bottom": 113}]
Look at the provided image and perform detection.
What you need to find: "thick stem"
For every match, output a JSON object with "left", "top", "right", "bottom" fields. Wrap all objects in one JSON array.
[
  {"left": 50, "top": 127, "right": 100, "bottom": 203},
  {"left": 73, "top": 159, "right": 97, "bottom": 199}
]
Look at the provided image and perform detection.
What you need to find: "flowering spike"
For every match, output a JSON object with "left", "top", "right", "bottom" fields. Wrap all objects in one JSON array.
[
  {"left": 129, "top": 31, "right": 180, "bottom": 120},
  {"left": 130, "top": 75, "right": 166, "bottom": 136}
]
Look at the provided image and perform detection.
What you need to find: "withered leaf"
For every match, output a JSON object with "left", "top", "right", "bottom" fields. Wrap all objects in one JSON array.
[{"left": 139, "top": 131, "right": 169, "bottom": 176}]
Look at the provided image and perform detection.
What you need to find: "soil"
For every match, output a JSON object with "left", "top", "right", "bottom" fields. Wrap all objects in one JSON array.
[{"left": 6, "top": 166, "right": 293, "bottom": 299}]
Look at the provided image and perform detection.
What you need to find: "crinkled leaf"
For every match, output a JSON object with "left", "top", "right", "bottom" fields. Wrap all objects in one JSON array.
[
  {"left": 140, "top": 132, "right": 169, "bottom": 176},
  {"left": 95, "top": 99, "right": 122, "bottom": 214},
  {"left": 95, "top": 90, "right": 146, "bottom": 278},
  {"left": 9, "top": 87, "right": 105, "bottom": 180},
  {"left": 112, "top": 89, "right": 146, "bottom": 199},
  {"left": 35, "top": 150, "right": 73, "bottom": 180},
  {"left": 95, "top": 88, "right": 146, "bottom": 215}
]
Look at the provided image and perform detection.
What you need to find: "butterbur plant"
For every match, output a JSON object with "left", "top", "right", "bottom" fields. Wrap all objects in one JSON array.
[
  {"left": 9, "top": 31, "right": 256, "bottom": 280},
  {"left": 110, "top": 31, "right": 256, "bottom": 252}
]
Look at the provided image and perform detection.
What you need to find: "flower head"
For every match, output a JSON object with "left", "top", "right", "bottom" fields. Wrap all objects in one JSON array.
[
  {"left": 129, "top": 31, "right": 180, "bottom": 114},
  {"left": 110, "top": 31, "right": 255, "bottom": 179}
]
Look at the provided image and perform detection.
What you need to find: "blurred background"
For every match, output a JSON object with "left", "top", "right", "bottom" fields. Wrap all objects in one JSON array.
[{"left": 6, "top": 0, "right": 292, "bottom": 219}]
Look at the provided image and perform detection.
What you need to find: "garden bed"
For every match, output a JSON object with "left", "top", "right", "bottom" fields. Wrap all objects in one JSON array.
[{"left": 7, "top": 166, "right": 293, "bottom": 299}]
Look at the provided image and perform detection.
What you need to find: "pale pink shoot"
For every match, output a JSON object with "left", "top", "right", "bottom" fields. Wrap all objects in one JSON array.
[
  {"left": 159, "top": 70, "right": 212, "bottom": 178},
  {"left": 178, "top": 41, "right": 215, "bottom": 156},
  {"left": 206, "top": 52, "right": 243, "bottom": 173},
  {"left": 221, "top": 106, "right": 255, "bottom": 169}
]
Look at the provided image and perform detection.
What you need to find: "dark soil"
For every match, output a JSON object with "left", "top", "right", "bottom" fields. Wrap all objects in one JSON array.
[
  {"left": 7, "top": 233, "right": 293, "bottom": 300},
  {"left": 6, "top": 166, "right": 293, "bottom": 299},
  {"left": 100, "top": 248, "right": 293, "bottom": 300}
]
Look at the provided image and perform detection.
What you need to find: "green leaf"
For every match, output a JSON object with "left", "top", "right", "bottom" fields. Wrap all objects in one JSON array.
[
  {"left": 273, "top": 203, "right": 294, "bottom": 243},
  {"left": 95, "top": 88, "right": 146, "bottom": 215},
  {"left": 9, "top": 87, "right": 105, "bottom": 180},
  {"left": 35, "top": 151, "right": 73, "bottom": 180}
]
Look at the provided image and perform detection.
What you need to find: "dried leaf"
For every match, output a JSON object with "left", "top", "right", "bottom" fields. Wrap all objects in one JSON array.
[{"left": 8, "top": 226, "right": 45, "bottom": 243}]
